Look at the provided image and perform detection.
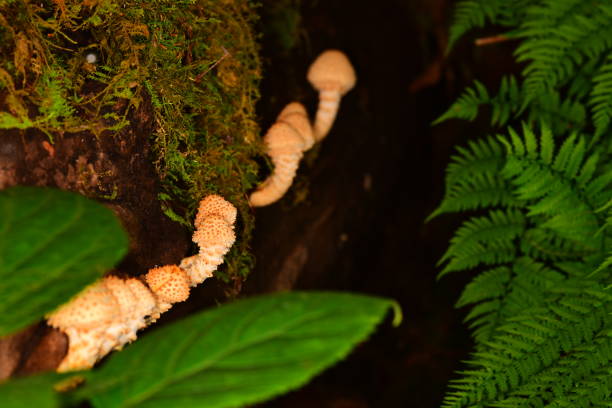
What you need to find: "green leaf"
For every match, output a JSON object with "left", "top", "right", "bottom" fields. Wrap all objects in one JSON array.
[
  {"left": 82, "top": 291, "right": 399, "bottom": 408},
  {"left": 0, "top": 373, "right": 66, "bottom": 408},
  {"left": 0, "top": 186, "right": 128, "bottom": 335}
]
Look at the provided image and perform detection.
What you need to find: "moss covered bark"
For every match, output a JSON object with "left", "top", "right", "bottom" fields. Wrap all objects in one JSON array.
[{"left": 0, "top": 0, "right": 262, "bottom": 281}]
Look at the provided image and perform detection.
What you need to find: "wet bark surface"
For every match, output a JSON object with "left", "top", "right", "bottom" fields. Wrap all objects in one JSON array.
[{"left": 0, "top": 0, "right": 515, "bottom": 406}]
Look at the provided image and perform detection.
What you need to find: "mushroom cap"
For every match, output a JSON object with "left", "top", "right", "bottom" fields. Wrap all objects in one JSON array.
[
  {"left": 192, "top": 214, "right": 236, "bottom": 249},
  {"left": 48, "top": 281, "right": 119, "bottom": 330},
  {"left": 264, "top": 122, "right": 305, "bottom": 153},
  {"left": 102, "top": 276, "right": 136, "bottom": 317},
  {"left": 277, "top": 102, "right": 314, "bottom": 150},
  {"left": 124, "top": 278, "right": 157, "bottom": 315},
  {"left": 278, "top": 102, "right": 308, "bottom": 118},
  {"left": 196, "top": 195, "right": 237, "bottom": 227},
  {"left": 104, "top": 276, "right": 156, "bottom": 322},
  {"left": 145, "top": 265, "right": 190, "bottom": 304},
  {"left": 307, "top": 49, "right": 356, "bottom": 95}
]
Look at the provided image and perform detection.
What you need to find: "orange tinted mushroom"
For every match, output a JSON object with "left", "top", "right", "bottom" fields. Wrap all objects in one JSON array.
[
  {"left": 249, "top": 122, "right": 305, "bottom": 207},
  {"left": 307, "top": 49, "right": 356, "bottom": 141}
]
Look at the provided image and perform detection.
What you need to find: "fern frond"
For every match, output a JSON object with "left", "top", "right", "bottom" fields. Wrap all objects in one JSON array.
[
  {"left": 590, "top": 53, "right": 612, "bottom": 137},
  {"left": 466, "top": 258, "right": 566, "bottom": 345},
  {"left": 520, "top": 228, "right": 595, "bottom": 262},
  {"left": 434, "top": 77, "right": 586, "bottom": 133},
  {"left": 437, "top": 3, "right": 612, "bottom": 405},
  {"left": 439, "top": 237, "right": 517, "bottom": 277},
  {"left": 429, "top": 136, "right": 517, "bottom": 219},
  {"left": 433, "top": 80, "right": 490, "bottom": 124},
  {"left": 442, "top": 286, "right": 612, "bottom": 408},
  {"left": 445, "top": 136, "right": 506, "bottom": 188},
  {"left": 447, "top": 0, "right": 504, "bottom": 50},
  {"left": 493, "top": 347, "right": 612, "bottom": 408},
  {"left": 432, "top": 174, "right": 519, "bottom": 219},
  {"left": 456, "top": 266, "right": 511, "bottom": 308},
  {"left": 517, "top": 3, "right": 612, "bottom": 99},
  {"left": 499, "top": 125, "right": 606, "bottom": 248},
  {"left": 439, "top": 209, "right": 525, "bottom": 276},
  {"left": 447, "top": 0, "right": 532, "bottom": 50}
]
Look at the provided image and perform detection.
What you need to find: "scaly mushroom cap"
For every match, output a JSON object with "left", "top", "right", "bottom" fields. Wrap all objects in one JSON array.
[
  {"left": 278, "top": 102, "right": 308, "bottom": 118},
  {"left": 102, "top": 276, "right": 136, "bottom": 317},
  {"left": 145, "top": 265, "right": 190, "bottom": 304},
  {"left": 103, "top": 276, "right": 156, "bottom": 322},
  {"left": 192, "top": 214, "right": 236, "bottom": 249},
  {"left": 307, "top": 49, "right": 356, "bottom": 95},
  {"left": 195, "top": 195, "right": 237, "bottom": 227},
  {"left": 48, "top": 282, "right": 119, "bottom": 330},
  {"left": 264, "top": 122, "right": 305, "bottom": 154},
  {"left": 124, "top": 278, "right": 157, "bottom": 315},
  {"left": 277, "top": 102, "right": 314, "bottom": 151}
]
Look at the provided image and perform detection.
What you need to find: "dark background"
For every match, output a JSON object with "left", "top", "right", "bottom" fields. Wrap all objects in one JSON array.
[{"left": 248, "top": 0, "right": 517, "bottom": 406}]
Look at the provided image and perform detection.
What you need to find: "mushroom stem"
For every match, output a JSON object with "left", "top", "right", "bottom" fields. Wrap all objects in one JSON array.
[
  {"left": 313, "top": 88, "right": 342, "bottom": 141},
  {"left": 250, "top": 150, "right": 303, "bottom": 207},
  {"left": 249, "top": 121, "right": 306, "bottom": 207}
]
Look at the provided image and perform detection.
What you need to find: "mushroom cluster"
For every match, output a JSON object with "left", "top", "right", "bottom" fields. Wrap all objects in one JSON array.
[
  {"left": 249, "top": 49, "right": 356, "bottom": 207},
  {"left": 47, "top": 194, "right": 236, "bottom": 372},
  {"left": 249, "top": 103, "right": 313, "bottom": 207}
]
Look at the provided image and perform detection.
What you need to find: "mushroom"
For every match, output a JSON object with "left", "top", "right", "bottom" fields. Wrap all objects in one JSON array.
[
  {"left": 195, "top": 194, "right": 238, "bottom": 227},
  {"left": 47, "top": 281, "right": 121, "bottom": 371},
  {"left": 182, "top": 215, "right": 236, "bottom": 285},
  {"left": 180, "top": 195, "right": 237, "bottom": 285},
  {"left": 249, "top": 122, "right": 305, "bottom": 207},
  {"left": 277, "top": 102, "right": 314, "bottom": 150},
  {"left": 47, "top": 276, "right": 161, "bottom": 372},
  {"left": 307, "top": 49, "right": 356, "bottom": 141},
  {"left": 47, "top": 194, "right": 238, "bottom": 372},
  {"left": 145, "top": 265, "right": 191, "bottom": 315}
]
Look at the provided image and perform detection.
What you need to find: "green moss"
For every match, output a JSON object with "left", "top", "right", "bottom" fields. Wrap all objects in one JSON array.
[{"left": 0, "top": 0, "right": 262, "bottom": 281}]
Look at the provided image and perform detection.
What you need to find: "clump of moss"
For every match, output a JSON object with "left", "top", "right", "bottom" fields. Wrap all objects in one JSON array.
[{"left": 0, "top": 0, "right": 262, "bottom": 282}]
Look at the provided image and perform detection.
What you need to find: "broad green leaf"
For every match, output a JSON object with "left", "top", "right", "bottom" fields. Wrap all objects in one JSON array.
[
  {"left": 0, "top": 186, "right": 128, "bottom": 335},
  {"left": 0, "top": 373, "right": 66, "bottom": 408},
  {"left": 83, "top": 291, "right": 400, "bottom": 408}
]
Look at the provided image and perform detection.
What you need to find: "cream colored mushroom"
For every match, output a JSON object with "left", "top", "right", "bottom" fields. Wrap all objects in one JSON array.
[
  {"left": 48, "top": 282, "right": 121, "bottom": 371},
  {"left": 179, "top": 195, "right": 236, "bottom": 285},
  {"left": 307, "top": 49, "right": 356, "bottom": 141},
  {"left": 249, "top": 122, "right": 305, "bottom": 207},
  {"left": 145, "top": 265, "right": 191, "bottom": 315},
  {"left": 183, "top": 214, "right": 236, "bottom": 285},
  {"left": 48, "top": 276, "right": 159, "bottom": 372},
  {"left": 195, "top": 194, "right": 238, "bottom": 227},
  {"left": 47, "top": 194, "right": 237, "bottom": 372},
  {"left": 277, "top": 102, "right": 314, "bottom": 150}
]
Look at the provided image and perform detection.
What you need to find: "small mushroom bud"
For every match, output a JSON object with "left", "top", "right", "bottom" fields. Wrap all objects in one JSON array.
[
  {"left": 249, "top": 122, "right": 305, "bottom": 207},
  {"left": 145, "top": 265, "right": 190, "bottom": 314},
  {"left": 195, "top": 194, "right": 237, "bottom": 227},
  {"left": 307, "top": 49, "right": 356, "bottom": 141}
]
